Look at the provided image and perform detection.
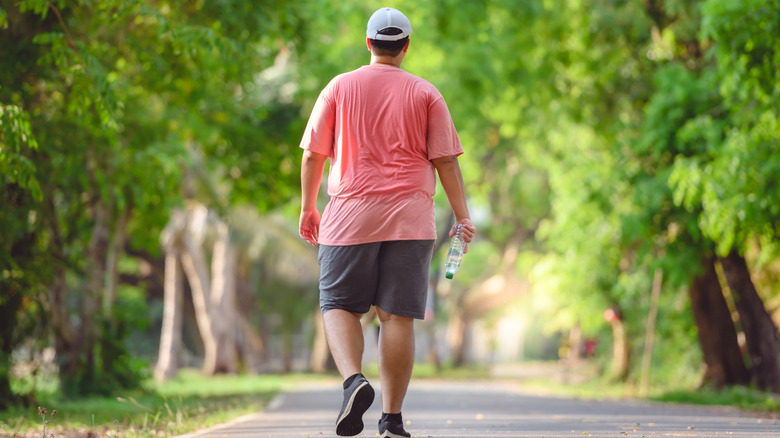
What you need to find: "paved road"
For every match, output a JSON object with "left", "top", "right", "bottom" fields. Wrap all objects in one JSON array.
[{"left": 177, "top": 380, "right": 779, "bottom": 437}]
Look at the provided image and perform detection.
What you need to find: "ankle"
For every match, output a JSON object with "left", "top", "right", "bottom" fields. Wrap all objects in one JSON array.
[
  {"left": 381, "top": 412, "right": 403, "bottom": 423},
  {"left": 343, "top": 372, "right": 365, "bottom": 389}
]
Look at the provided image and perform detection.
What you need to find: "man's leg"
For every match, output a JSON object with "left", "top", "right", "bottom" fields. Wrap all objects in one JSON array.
[
  {"left": 323, "top": 309, "right": 365, "bottom": 379},
  {"left": 324, "top": 308, "right": 375, "bottom": 436},
  {"left": 376, "top": 306, "right": 415, "bottom": 414}
]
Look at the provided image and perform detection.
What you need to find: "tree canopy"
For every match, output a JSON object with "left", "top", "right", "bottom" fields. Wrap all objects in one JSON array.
[{"left": 2, "top": 0, "right": 779, "bottom": 405}]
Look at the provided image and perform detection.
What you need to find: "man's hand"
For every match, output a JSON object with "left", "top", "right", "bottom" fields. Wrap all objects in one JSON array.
[
  {"left": 449, "top": 217, "right": 476, "bottom": 253},
  {"left": 299, "top": 209, "right": 321, "bottom": 246}
]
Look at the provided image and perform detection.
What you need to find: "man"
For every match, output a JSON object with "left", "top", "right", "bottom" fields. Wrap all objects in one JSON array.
[{"left": 298, "top": 7, "right": 476, "bottom": 438}]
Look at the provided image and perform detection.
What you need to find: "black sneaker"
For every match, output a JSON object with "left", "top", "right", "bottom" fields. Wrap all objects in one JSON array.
[
  {"left": 335, "top": 374, "right": 375, "bottom": 436},
  {"left": 378, "top": 415, "right": 411, "bottom": 438}
]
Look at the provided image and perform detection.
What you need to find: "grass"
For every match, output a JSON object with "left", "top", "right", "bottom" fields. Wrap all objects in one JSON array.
[
  {"left": 512, "top": 363, "right": 780, "bottom": 416},
  {"left": 363, "top": 362, "right": 492, "bottom": 380},
  {"left": 654, "top": 385, "right": 780, "bottom": 414},
  {"left": 0, "top": 369, "right": 337, "bottom": 438}
]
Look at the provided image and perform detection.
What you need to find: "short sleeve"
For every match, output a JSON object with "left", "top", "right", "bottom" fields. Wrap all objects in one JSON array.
[
  {"left": 299, "top": 81, "right": 336, "bottom": 157},
  {"left": 426, "top": 94, "right": 463, "bottom": 160}
]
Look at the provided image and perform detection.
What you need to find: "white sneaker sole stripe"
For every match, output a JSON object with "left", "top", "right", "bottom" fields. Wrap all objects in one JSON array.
[{"left": 336, "top": 381, "right": 369, "bottom": 426}]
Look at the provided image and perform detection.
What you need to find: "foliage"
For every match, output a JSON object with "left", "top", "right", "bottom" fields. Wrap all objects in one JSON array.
[
  {"left": 0, "top": 0, "right": 323, "bottom": 401},
  {"left": 0, "top": 104, "right": 41, "bottom": 200},
  {"left": 671, "top": 0, "right": 780, "bottom": 261},
  {"left": 3, "top": 0, "right": 780, "bottom": 405},
  {"left": 414, "top": 0, "right": 779, "bottom": 388}
]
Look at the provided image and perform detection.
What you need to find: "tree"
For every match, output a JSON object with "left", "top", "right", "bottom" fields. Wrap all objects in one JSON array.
[
  {"left": 1, "top": 0, "right": 321, "bottom": 400},
  {"left": 162, "top": 205, "right": 240, "bottom": 375},
  {"left": 1, "top": 50, "right": 47, "bottom": 409},
  {"left": 153, "top": 230, "right": 184, "bottom": 381},
  {"left": 4, "top": 0, "right": 779, "bottom": 403},
  {"left": 521, "top": 0, "right": 778, "bottom": 391},
  {"left": 688, "top": 256, "right": 750, "bottom": 388},
  {"left": 410, "top": 0, "right": 778, "bottom": 391},
  {"left": 668, "top": 0, "right": 780, "bottom": 391},
  {"left": 719, "top": 250, "right": 780, "bottom": 392}
]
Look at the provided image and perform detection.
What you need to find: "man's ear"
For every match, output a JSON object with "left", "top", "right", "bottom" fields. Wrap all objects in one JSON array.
[
  {"left": 366, "top": 37, "right": 372, "bottom": 52},
  {"left": 403, "top": 39, "right": 410, "bottom": 53}
]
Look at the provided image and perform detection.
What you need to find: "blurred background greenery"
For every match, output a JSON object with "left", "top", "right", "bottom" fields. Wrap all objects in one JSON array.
[{"left": 2, "top": 0, "right": 780, "bottom": 434}]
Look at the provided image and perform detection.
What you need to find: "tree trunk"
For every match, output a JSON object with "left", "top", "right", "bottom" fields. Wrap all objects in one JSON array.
[
  {"left": 0, "top": 291, "right": 22, "bottom": 409},
  {"left": 180, "top": 230, "right": 221, "bottom": 374},
  {"left": 640, "top": 269, "right": 663, "bottom": 397},
  {"left": 50, "top": 260, "right": 72, "bottom": 393},
  {"left": 282, "top": 332, "right": 294, "bottom": 373},
  {"left": 154, "top": 250, "right": 184, "bottom": 381},
  {"left": 562, "top": 324, "right": 584, "bottom": 384},
  {"left": 234, "top": 271, "right": 264, "bottom": 372},
  {"left": 688, "top": 256, "right": 750, "bottom": 389},
  {"left": 236, "top": 313, "right": 264, "bottom": 373},
  {"left": 567, "top": 325, "right": 582, "bottom": 361},
  {"left": 449, "top": 312, "right": 469, "bottom": 367},
  {"left": 208, "top": 220, "right": 238, "bottom": 374},
  {"left": 422, "top": 285, "right": 440, "bottom": 370},
  {"left": 424, "top": 214, "right": 453, "bottom": 370},
  {"left": 719, "top": 250, "right": 780, "bottom": 393},
  {"left": 310, "top": 310, "right": 335, "bottom": 373},
  {"left": 103, "top": 209, "right": 130, "bottom": 315},
  {"left": 98, "top": 208, "right": 135, "bottom": 383},
  {"left": 66, "top": 201, "right": 109, "bottom": 393},
  {"left": 605, "top": 310, "right": 629, "bottom": 382},
  {"left": 178, "top": 207, "right": 238, "bottom": 375},
  {"left": 46, "top": 194, "right": 72, "bottom": 379}
]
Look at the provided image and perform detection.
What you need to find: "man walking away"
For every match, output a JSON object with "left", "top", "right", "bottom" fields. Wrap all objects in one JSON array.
[{"left": 299, "top": 7, "right": 476, "bottom": 437}]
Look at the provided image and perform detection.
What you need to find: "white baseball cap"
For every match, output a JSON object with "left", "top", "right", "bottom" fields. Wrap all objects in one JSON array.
[{"left": 366, "top": 7, "right": 412, "bottom": 41}]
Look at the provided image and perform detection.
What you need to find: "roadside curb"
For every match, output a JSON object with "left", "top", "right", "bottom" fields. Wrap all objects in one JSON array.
[{"left": 171, "top": 393, "right": 286, "bottom": 438}]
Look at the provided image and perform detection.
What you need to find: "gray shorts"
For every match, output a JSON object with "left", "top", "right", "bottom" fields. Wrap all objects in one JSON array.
[{"left": 318, "top": 240, "right": 435, "bottom": 319}]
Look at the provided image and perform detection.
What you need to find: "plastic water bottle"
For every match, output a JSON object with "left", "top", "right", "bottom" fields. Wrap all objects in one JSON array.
[{"left": 445, "top": 224, "right": 464, "bottom": 279}]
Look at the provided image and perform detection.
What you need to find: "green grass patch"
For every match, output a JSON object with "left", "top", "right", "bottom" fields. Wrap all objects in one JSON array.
[
  {"left": 518, "top": 376, "right": 638, "bottom": 400},
  {"left": 514, "top": 367, "right": 780, "bottom": 415},
  {"left": 0, "top": 369, "right": 336, "bottom": 437},
  {"left": 653, "top": 385, "right": 780, "bottom": 414},
  {"left": 361, "top": 362, "right": 491, "bottom": 380}
]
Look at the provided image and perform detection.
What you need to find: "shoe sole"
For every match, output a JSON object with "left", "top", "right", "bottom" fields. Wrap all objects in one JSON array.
[
  {"left": 380, "top": 431, "right": 410, "bottom": 438},
  {"left": 336, "top": 381, "right": 374, "bottom": 436}
]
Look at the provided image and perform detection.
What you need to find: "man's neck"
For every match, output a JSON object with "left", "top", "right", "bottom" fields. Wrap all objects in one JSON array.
[{"left": 370, "top": 55, "right": 402, "bottom": 68}]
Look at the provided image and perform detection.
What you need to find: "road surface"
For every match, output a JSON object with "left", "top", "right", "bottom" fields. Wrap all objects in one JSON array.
[{"left": 175, "top": 380, "right": 779, "bottom": 437}]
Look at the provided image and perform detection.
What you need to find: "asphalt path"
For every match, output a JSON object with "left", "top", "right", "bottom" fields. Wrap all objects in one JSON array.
[{"left": 176, "top": 380, "right": 779, "bottom": 437}]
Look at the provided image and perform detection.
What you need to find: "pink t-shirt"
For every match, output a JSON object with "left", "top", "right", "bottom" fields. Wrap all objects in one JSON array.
[{"left": 300, "top": 63, "right": 462, "bottom": 245}]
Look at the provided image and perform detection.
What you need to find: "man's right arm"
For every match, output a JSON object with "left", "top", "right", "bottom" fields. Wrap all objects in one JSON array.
[
  {"left": 431, "top": 155, "right": 476, "bottom": 247},
  {"left": 299, "top": 149, "right": 329, "bottom": 246}
]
